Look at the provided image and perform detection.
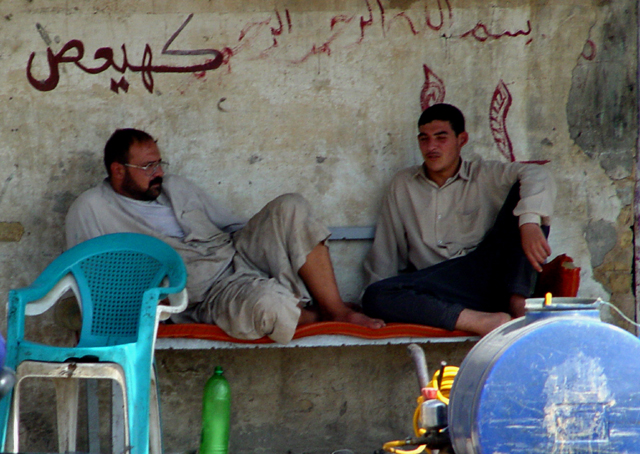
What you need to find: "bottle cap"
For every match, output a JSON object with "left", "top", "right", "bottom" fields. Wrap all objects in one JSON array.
[
  {"left": 215, "top": 366, "right": 224, "bottom": 375},
  {"left": 422, "top": 387, "right": 438, "bottom": 399}
]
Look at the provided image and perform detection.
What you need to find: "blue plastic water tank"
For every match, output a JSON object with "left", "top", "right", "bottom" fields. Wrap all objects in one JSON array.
[
  {"left": 449, "top": 298, "right": 640, "bottom": 454},
  {"left": 0, "top": 334, "right": 5, "bottom": 368}
]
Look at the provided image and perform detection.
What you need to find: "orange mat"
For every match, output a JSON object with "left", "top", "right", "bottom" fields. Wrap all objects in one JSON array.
[{"left": 157, "top": 322, "right": 474, "bottom": 345}]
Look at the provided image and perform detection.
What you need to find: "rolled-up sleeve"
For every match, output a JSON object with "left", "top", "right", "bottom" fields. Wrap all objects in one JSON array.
[{"left": 509, "top": 162, "right": 556, "bottom": 226}]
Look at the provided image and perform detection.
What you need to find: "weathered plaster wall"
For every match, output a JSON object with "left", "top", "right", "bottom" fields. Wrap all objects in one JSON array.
[{"left": 0, "top": 0, "right": 636, "bottom": 452}]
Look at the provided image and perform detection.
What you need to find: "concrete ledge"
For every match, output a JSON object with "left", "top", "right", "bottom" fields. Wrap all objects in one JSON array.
[{"left": 155, "top": 334, "right": 479, "bottom": 349}]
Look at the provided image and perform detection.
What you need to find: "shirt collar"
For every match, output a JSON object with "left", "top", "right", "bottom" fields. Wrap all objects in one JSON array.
[
  {"left": 457, "top": 158, "right": 472, "bottom": 181},
  {"left": 413, "top": 157, "right": 472, "bottom": 185}
]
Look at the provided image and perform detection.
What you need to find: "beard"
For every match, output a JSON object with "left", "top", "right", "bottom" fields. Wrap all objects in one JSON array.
[{"left": 121, "top": 172, "right": 163, "bottom": 201}]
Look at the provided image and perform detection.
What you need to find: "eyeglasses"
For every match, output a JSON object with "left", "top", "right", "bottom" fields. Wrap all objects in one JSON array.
[{"left": 124, "top": 160, "right": 169, "bottom": 176}]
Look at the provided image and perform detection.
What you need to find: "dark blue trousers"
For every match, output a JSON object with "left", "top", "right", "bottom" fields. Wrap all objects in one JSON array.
[{"left": 362, "top": 184, "right": 549, "bottom": 330}]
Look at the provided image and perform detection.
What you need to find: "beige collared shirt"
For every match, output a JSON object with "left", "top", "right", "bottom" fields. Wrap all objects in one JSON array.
[{"left": 363, "top": 157, "right": 556, "bottom": 286}]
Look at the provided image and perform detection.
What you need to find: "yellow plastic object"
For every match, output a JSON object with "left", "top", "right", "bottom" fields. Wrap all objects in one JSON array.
[
  {"left": 544, "top": 292, "right": 552, "bottom": 306},
  {"left": 427, "top": 365, "right": 458, "bottom": 406},
  {"left": 381, "top": 440, "right": 427, "bottom": 454},
  {"left": 384, "top": 366, "right": 459, "bottom": 453}
]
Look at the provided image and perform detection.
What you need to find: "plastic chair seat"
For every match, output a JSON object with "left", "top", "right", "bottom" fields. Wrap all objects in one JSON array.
[{"left": 0, "top": 233, "right": 188, "bottom": 454}]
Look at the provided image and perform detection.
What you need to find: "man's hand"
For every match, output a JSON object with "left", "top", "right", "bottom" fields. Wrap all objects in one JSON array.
[{"left": 520, "top": 223, "right": 551, "bottom": 272}]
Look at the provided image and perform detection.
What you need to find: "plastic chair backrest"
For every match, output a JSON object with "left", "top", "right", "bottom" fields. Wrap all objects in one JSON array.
[
  {"left": 78, "top": 250, "right": 164, "bottom": 346},
  {"left": 26, "top": 233, "right": 187, "bottom": 348}
]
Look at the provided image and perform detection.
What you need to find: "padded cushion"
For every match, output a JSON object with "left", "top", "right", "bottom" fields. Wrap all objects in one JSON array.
[{"left": 157, "top": 322, "right": 473, "bottom": 344}]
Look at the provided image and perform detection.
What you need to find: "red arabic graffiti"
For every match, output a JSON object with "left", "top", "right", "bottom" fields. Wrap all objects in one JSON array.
[
  {"left": 461, "top": 20, "right": 532, "bottom": 42},
  {"left": 303, "top": 0, "right": 454, "bottom": 59},
  {"left": 489, "top": 80, "right": 515, "bottom": 162},
  {"left": 294, "top": 1, "right": 529, "bottom": 63},
  {"left": 581, "top": 39, "right": 596, "bottom": 61},
  {"left": 420, "top": 64, "right": 446, "bottom": 111},
  {"left": 387, "top": 0, "right": 453, "bottom": 37},
  {"left": 392, "top": 12, "right": 420, "bottom": 36},
  {"left": 26, "top": 3, "right": 536, "bottom": 93},
  {"left": 294, "top": 14, "right": 353, "bottom": 62},
  {"left": 359, "top": 0, "right": 375, "bottom": 43},
  {"left": 268, "top": 9, "right": 292, "bottom": 47},
  {"left": 376, "top": 0, "right": 386, "bottom": 36},
  {"left": 26, "top": 14, "right": 223, "bottom": 94},
  {"left": 366, "top": 0, "right": 454, "bottom": 37},
  {"left": 219, "top": 8, "right": 293, "bottom": 66},
  {"left": 425, "top": 0, "right": 452, "bottom": 31}
]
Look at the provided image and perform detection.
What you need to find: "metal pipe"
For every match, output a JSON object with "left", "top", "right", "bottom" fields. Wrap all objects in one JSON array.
[{"left": 407, "top": 343, "right": 430, "bottom": 391}]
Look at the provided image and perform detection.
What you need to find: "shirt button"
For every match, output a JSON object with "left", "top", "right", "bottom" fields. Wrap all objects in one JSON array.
[{"left": 437, "top": 215, "right": 442, "bottom": 219}]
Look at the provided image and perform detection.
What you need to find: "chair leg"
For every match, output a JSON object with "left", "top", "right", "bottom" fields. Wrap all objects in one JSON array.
[
  {"left": 112, "top": 380, "right": 127, "bottom": 454},
  {"left": 53, "top": 377, "right": 79, "bottom": 453},
  {"left": 149, "top": 370, "right": 162, "bottom": 454},
  {"left": 0, "top": 389, "right": 13, "bottom": 452},
  {"left": 6, "top": 377, "right": 24, "bottom": 453},
  {"left": 112, "top": 368, "right": 162, "bottom": 454},
  {"left": 5, "top": 396, "right": 17, "bottom": 453},
  {"left": 86, "top": 379, "right": 101, "bottom": 454},
  {"left": 123, "top": 366, "right": 151, "bottom": 454}
]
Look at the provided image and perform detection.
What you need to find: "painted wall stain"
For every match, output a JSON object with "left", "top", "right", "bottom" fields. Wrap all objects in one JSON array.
[
  {"left": 0, "top": 169, "right": 16, "bottom": 204},
  {"left": 217, "top": 97, "right": 229, "bottom": 112},
  {"left": 567, "top": 2, "right": 636, "bottom": 180},
  {"left": 586, "top": 219, "right": 618, "bottom": 268},
  {"left": 35, "top": 23, "right": 52, "bottom": 45},
  {"left": 0, "top": 222, "right": 24, "bottom": 242}
]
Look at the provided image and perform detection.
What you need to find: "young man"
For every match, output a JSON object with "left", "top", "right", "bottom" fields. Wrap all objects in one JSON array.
[
  {"left": 362, "top": 104, "right": 556, "bottom": 336},
  {"left": 66, "top": 129, "right": 383, "bottom": 344}
]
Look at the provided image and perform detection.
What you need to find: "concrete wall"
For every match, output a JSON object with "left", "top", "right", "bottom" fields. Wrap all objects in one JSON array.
[{"left": 0, "top": 0, "right": 636, "bottom": 452}]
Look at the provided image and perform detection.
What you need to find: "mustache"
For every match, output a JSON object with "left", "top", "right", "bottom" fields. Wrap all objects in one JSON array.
[{"left": 150, "top": 176, "right": 163, "bottom": 186}]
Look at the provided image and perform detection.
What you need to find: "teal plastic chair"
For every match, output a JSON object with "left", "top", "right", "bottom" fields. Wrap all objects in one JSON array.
[{"left": 0, "top": 232, "right": 188, "bottom": 454}]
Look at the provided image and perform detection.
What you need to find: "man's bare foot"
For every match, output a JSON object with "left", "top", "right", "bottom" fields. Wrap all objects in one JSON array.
[
  {"left": 334, "top": 310, "right": 385, "bottom": 329},
  {"left": 455, "top": 309, "right": 511, "bottom": 336},
  {"left": 509, "top": 294, "right": 526, "bottom": 318}
]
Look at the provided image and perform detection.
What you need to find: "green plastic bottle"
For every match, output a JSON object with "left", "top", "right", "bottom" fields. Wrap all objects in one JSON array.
[{"left": 199, "top": 366, "right": 231, "bottom": 454}]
